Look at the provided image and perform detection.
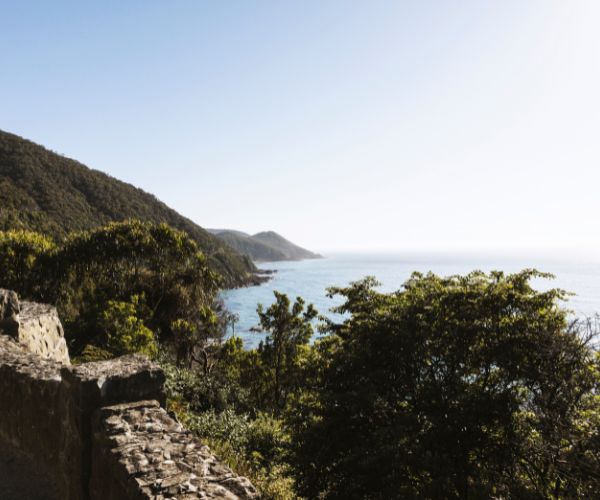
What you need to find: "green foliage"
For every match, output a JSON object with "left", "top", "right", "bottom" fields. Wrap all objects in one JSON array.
[
  {"left": 0, "top": 220, "right": 221, "bottom": 358},
  {"left": 0, "top": 230, "right": 55, "bottom": 298},
  {"left": 163, "top": 278, "right": 600, "bottom": 498},
  {"left": 219, "top": 336, "right": 269, "bottom": 412},
  {"left": 171, "top": 303, "right": 226, "bottom": 371},
  {"left": 75, "top": 344, "right": 114, "bottom": 363},
  {"left": 172, "top": 404, "right": 297, "bottom": 500},
  {"left": 163, "top": 354, "right": 298, "bottom": 499},
  {"left": 50, "top": 220, "right": 221, "bottom": 351},
  {"left": 76, "top": 221, "right": 218, "bottom": 352},
  {"left": 0, "top": 129, "right": 256, "bottom": 286},
  {"left": 254, "top": 292, "right": 318, "bottom": 412},
  {"left": 101, "top": 295, "right": 157, "bottom": 358},
  {"left": 290, "top": 271, "right": 600, "bottom": 499},
  {"left": 183, "top": 408, "right": 253, "bottom": 453},
  {"left": 160, "top": 291, "right": 319, "bottom": 498},
  {"left": 3, "top": 208, "right": 598, "bottom": 500},
  {"left": 162, "top": 357, "right": 252, "bottom": 414}
]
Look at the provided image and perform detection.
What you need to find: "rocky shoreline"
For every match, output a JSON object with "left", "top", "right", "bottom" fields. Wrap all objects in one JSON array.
[{"left": 246, "top": 268, "right": 278, "bottom": 287}]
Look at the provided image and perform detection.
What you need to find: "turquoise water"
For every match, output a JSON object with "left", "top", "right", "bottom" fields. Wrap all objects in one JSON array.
[{"left": 222, "top": 253, "right": 600, "bottom": 348}]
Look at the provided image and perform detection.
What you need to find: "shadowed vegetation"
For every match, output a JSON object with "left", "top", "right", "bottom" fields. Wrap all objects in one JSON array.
[{"left": 1, "top": 218, "right": 598, "bottom": 498}]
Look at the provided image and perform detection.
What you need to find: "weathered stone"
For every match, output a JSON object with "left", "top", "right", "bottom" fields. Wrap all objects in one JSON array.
[
  {"left": 0, "top": 290, "right": 70, "bottom": 364},
  {"left": 0, "top": 290, "right": 258, "bottom": 500},
  {"left": 18, "top": 301, "right": 70, "bottom": 364},
  {"left": 0, "top": 437, "right": 58, "bottom": 500},
  {"left": 63, "top": 355, "right": 166, "bottom": 407},
  {"left": 91, "top": 401, "right": 260, "bottom": 499},
  {"left": 0, "top": 336, "right": 66, "bottom": 496},
  {"left": 0, "top": 288, "right": 20, "bottom": 336}
]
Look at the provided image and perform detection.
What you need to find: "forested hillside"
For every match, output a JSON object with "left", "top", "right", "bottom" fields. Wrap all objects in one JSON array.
[
  {"left": 209, "top": 229, "right": 321, "bottom": 262},
  {"left": 0, "top": 130, "right": 256, "bottom": 286}
]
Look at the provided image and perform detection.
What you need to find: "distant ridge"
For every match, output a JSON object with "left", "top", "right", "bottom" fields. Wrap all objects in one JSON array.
[
  {"left": 0, "top": 130, "right": 257, "bottom": 286},
  {"left": 208, "top": 229, "right": 322, "bottom": 262},
  {"left": 208, "top": 229, "right": 251, "bottom": 239}
]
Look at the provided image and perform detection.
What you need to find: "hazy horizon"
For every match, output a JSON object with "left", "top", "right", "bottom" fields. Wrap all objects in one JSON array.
[
  {"left": 281, "top": 246, "right": 600, "bottom": 265},
  {"left": 3, "top": 1, "right": 600, "bottom": 255}
]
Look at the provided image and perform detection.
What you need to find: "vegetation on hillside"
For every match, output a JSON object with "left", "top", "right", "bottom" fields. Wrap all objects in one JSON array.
[
  {"left": 212, "top": 231, "right": 292, "bottom": 262},
  {"left": 251, "top": 231, "right": 321, "bottom": 260},
  {"left": 0, "top": 221, "right": 220, "bottom": 357},
  {"left": 0, "top": 130, "right": 256, "bottom": 286},
  {"left": 160, "top": 271, "right": 600, "bottom": 498},
  {"left": 1, "top": 224, "right": 599, "bottom": 498},
  {"left": 210, "top": 229, "right": 321, "bottom": 262}
]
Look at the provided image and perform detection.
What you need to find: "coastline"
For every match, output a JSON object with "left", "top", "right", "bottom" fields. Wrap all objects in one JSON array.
[
  {"left": 243, "top": 255, "right": 324, "bottom": 288},
  {"left": 223, "top": 253, "right": 600, "bottom": 348}
]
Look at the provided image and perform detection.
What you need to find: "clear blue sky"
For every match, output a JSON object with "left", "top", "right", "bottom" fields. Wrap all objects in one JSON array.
[{"left": 3, "top": 1, "right": 600, "bottom": 255}]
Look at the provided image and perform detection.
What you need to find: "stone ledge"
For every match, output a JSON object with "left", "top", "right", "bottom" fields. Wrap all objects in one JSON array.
[
  {"left": 0, "top": 335, "right": 63, "bottom": 381},
  {"left": 0, "top": 289, "right": 259, "bottom": 499},
  {"left": 91, "top": 401, "right": 259, "bottom": 499},
  {"left": 0, "top": 289, "right": 70, "bottom": 365},
  {"left": 63, "top": 355, "right": 166, "bottom": 409}
]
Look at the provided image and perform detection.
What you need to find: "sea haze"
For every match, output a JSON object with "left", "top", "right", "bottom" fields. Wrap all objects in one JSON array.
[{"left": 222, "top": 253, "right": 600, "bottom": 348}]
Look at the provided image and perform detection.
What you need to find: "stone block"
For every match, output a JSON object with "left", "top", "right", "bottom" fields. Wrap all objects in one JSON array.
[
  {"left": 0, "top": 288, "right": 20, "bottom": 336},
  {"left": 91, "top": 401, "right": 259, "bottom": 499},
  {"left": 0, "top": 290, "right": 70, "bottom": 365}
]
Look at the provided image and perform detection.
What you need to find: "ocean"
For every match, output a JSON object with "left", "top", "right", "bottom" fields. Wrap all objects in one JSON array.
[{"left": 222, "top": 253, "right": 600, "bottom": 348}]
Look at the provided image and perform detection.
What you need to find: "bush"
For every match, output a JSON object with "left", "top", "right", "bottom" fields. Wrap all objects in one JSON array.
[
  {"left": 101, "top": 295, "right": 157, "bottom": 357},
  {"left": 291, "top": 271, "right": 600, "bottom": 499},
  {"left": 0, "top": 230, "right": 55, "bottom": 299},
  {"left": 163, "top": 358, "right": 299, "bottom": 499}
]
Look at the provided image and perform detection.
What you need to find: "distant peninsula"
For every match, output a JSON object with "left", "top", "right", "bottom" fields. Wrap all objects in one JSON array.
[{"left": 208, "top": 229, "right": 322, "bottom": 262}]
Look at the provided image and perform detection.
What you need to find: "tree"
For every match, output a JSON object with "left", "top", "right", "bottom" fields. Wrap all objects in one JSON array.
[
  {"left": 100, "top": 294, "right": 157, "bottom": 357},
  {"left": 254, "top": 292, "right": 318, "bottom": 412},
  {"left": 0, "top": 221, "right": 221, "bottom": 358},
  {"left": 290, "top": 271, "right": 600, "bottom": 499},
  {"left": 53, "top": 220, "right": 220, "bottom": 354},
  {"left": 228, "top": 312, "right": 240, "bottom": 338},
  {"left": 0, "top": 230, "right": 55, "bottom": 299}
]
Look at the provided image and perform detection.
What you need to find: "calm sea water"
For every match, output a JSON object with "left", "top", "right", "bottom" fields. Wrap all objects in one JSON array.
[{"left": 222, "top": 253, "right": 600, "bottom": 348}]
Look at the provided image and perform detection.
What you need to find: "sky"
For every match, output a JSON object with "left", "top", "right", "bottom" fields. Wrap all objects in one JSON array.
[{"left": 2, "top": 1, "right": 600, "bottom": 255}]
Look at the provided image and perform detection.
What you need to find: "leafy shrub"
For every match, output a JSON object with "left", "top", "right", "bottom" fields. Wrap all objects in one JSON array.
[
  {"left": 100, "top": 295, "right": 157, "bottom": 357},
  {"left": 74, "top": 344, "right": 114, "bottom": 363},
  {"left": 0, "top": 230, "right": 55, "bottom": 299},
  {"left": 291, "top": 272, "right": 600, "bottom": 499}
]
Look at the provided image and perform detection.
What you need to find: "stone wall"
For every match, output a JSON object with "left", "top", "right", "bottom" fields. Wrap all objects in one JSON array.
[
  {"left": 0, "top": 292, "right": 258, "bottom": 500},
  {"left": 91, "top": 401, "right": 256, "bottom": 499},
  {"left": 0, "top": 335, "right": 66, "bottom": 497}
]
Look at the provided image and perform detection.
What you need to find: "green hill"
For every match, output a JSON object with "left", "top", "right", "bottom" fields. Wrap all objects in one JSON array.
[
  {"left": 209, "top": 229, "right": 322, "bottom": 262},
  {"left": 0, "top": 130, "right": 257, "bottom": 286}
]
